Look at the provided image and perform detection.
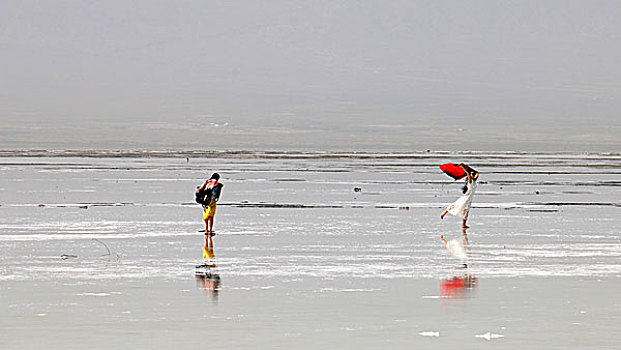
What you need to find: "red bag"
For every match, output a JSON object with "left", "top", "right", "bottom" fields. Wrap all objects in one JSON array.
[{"left": 440, "top": 163, "right": 467, "bottom": 180}]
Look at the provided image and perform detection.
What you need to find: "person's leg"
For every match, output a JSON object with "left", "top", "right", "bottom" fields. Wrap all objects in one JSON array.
[
  {"left": 462, "top": 218, "right": 469, "bottom": 229},
  {"left": 461, "top": 226, "right": 469, "bottom": 244},
  {"left": 461, "top": 226, "right": 467, "bottom": 236},
  {"left": 203, "top": 205, "right": 209, "bottom": 232},
  {"left": 206, "top": 202, "right": 216, "bottom": 235},
  {"left": 440, "top": 209, "right": 448, "bottom": 219},
  {"left": 208, "top": 217, "right": 214, "bottom": 235}
]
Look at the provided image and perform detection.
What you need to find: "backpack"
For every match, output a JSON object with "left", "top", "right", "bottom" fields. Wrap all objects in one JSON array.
[{"left": 195, "top": 187, "right": 212, "bottom": 205}]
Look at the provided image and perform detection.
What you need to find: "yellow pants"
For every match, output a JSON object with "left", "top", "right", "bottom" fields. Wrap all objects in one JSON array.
[{"left": 203, "top": 201, "right": 217, "bottom": 220}]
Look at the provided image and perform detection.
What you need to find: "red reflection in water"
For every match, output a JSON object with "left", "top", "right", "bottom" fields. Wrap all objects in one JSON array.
[
  {"left": 440, "top": 275, "right": 477, "bottom": 298},
  {"left": 196, "top": 270, "right": 221, "bottom": 300}
]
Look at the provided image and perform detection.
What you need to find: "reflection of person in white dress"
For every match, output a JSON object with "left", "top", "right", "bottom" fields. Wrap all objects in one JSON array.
[
  {"left": 441, "top": 164, "right": 479, "bottom": 229},
  {"left": 441, "top": 226, "right": 470, "bottom": 261}
]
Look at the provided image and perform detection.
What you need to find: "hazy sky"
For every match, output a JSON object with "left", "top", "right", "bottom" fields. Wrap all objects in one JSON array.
[{"left": 1, "top": 0, "right": 620, "bottom": 151}]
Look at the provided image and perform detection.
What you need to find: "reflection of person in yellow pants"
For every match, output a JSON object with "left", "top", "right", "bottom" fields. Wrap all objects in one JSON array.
[
  {"left": 196, "top": 236, "right": 220, "bottom": 300},
  {"left": 203, "top": 232, "right": 215, "bottom": 260},
  {"left": 197, "top": 235, "right": 219, "bottom": 300}
]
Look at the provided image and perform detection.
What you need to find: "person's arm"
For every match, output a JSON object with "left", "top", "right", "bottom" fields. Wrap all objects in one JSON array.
[
  {"left": 197, "top": 180, "right": 208, "bottom": 192},
  {"left": 459, "top": 164, "right": 478, "bottom": 183},
  {"left": 460, "top": 164, "right": 473, "bottom": 183}
]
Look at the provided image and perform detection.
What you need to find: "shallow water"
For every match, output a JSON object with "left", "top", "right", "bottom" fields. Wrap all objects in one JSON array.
[{"left": 1, "top": 151, "right": 620, "bottom": 349}]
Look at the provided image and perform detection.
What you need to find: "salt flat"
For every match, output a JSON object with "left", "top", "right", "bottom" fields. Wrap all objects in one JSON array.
[{"left": 1, "top": 151, "right": 619, "bottom": 349}]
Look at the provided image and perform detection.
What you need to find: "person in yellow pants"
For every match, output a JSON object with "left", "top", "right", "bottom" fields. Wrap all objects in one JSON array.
[{"left": 197, "top": 173, "right": 223, "bottom": 256}]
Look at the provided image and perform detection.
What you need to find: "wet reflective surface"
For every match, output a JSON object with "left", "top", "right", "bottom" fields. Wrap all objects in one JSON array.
[{"left": 1, "top": 151, "right": 620, "bottom": 348}]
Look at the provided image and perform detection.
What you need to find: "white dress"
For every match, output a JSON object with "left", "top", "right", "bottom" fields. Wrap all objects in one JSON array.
[{"left": 446, "top": 179, "right": 478, "bottom": 220}]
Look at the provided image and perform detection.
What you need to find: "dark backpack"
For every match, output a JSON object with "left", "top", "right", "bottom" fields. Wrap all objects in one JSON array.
[{"left": 195, "top": 187, "right": 212, "bottom": 205}]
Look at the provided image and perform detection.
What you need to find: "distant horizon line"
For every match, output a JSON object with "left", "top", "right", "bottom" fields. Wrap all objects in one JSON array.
[{"left": 1, "top": 149, "right": 620, "bottom": 158}]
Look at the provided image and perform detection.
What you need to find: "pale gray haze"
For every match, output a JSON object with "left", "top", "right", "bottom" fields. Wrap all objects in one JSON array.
[{"left": 1, "top": 0, "right": 620, "bottom": 151}]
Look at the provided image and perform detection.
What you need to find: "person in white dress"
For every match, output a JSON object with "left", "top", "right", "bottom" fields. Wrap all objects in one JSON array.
[{"left": 440, "top": 164, "right": 479, "bottom": 229}]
